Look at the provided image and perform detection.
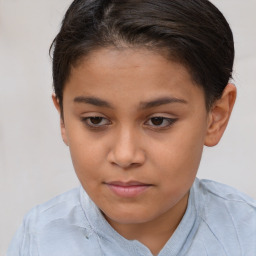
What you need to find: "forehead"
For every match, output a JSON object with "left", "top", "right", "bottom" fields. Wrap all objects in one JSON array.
[
  {"left": 64, "top": 47, "right": 205, "bottom": 109},
  {"left": 73, "top": 47, "right": 191, "bottom": 81}
]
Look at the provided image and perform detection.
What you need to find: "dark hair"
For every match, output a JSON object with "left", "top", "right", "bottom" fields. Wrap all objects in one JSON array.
[{"left": 50, "top": 0, "right": 234, "bottom": 112}]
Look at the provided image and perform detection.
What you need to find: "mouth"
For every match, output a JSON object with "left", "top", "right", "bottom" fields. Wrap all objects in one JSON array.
[{"left": 104, "top": 181, "right": 153, "bottom": 198}]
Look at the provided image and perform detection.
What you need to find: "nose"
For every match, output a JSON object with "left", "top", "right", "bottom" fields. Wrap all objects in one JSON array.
[{"left": 107, "top": 127, "right": 146, "bottom": 169}]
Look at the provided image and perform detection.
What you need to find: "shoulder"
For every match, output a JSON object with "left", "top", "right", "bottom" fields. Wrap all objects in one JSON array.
[
  {"left": 35, "top": 186, "right": 81, "bottom": 213},
  {"left": 193, "top": 178, "right": 256, "bottom": 255},
  {"left": 195, "top": 178, "right": 256, "bottom": 221},
  {"left": 196, "top": 178, "right": 256, "bottom": 207},
  {"left": 21, "top": 187, "right": 86, "bottom": 233},
  {"left": 7, "top": 187, "right": 103, "bottom": 255}
]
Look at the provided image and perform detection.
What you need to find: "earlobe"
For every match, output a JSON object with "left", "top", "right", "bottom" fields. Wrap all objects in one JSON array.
[
  {"left": 52, "top": 94, "right": 69, "bottom": 146},
  {"left": 204, "top": 83, "right": 236, "bottom": 147},
  {"left": 52, "top": 93, "right": 61, "bottom": 113}
]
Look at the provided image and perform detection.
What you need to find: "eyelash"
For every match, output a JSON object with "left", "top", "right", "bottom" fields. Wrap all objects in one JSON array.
[
  {"left": 81, "top": 116, "right": 111, "bottom": 130},
  {"left": 81, "top": 116, "right": 177, "bottom": 130},
  {"left": 144, "top": 117, "right": 177, "bottom": 129}
]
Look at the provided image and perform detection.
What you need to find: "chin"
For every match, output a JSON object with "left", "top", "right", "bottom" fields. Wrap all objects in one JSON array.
[{"left": 102, "top": 208, "right": 158, "bottom": 225}]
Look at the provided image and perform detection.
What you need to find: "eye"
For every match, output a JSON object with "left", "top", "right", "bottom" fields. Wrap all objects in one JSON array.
[
  {"left": 81, "top": 116, "right": 111, "bottom": 128},
  {"left": 145, "top": 116, "right": 177, "bottom": 129}
]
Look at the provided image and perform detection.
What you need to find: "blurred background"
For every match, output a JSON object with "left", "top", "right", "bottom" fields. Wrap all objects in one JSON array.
[{"left": 0, "top": 0, "right": 255, "bottom": 254}]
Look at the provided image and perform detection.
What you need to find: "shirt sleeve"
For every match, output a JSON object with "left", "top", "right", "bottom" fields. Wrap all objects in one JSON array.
[{"left": 7, "top": 209, "right": 39, "bottom": 256}]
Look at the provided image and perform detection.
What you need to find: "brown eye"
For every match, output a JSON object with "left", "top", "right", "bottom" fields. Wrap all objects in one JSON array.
[
  {"left": 90, "top": 117, "right": 103, "bottom": 124},
  {"left": 81, "top": 116, "right": 111, "bottom": 128},
  {"left": 151, "top": 117, "right": 164, "bottom": 126},
  {"left": 145, "top": 116, "right": 178, "bottom": 129}
]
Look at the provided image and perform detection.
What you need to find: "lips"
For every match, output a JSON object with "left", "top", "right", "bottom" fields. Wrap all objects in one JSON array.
[{"left": 104, "top": 181, "right": 152, "bottom": 198}]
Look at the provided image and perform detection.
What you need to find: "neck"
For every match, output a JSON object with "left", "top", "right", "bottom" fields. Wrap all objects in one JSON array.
[{"left": 105, "top": 192, "right": 189, "bottom": 255}]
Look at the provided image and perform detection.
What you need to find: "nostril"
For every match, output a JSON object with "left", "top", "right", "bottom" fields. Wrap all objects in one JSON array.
[
  {"left": 106, "top": 130, "right": 146, "bottom": 168},
  {"left": 121, "top": 162, "right": 142, "bottom": 170},
  {"left": 107, "top": 148, "right": 146, "bottom": 169},
  {"left": 111, "top": 160, "right": 138, "bottom": 169}
]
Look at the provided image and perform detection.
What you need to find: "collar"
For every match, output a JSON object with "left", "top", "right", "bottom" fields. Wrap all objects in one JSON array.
[{"left": 80, "top": 178, "right": 203, "bottom": 256}]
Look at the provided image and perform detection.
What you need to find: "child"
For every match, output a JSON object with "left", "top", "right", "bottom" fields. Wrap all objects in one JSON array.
[{"left": 7, "top": 0, "right": 256, "bottom": 255}]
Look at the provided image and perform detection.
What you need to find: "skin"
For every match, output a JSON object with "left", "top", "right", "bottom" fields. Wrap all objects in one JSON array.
[{"left": 53, "top": 48, "right": 236, "bottom": 255}]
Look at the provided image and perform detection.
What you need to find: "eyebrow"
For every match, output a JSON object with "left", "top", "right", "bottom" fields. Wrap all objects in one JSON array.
[
  {"left": 73, "top": 96, "right": 187, "bottom": 109},
  {"left": 139, "top": 97, "right": 187, "bottom": 109},
  {"left": 74, "top": 96, "right": 113, "bottom": 108}
]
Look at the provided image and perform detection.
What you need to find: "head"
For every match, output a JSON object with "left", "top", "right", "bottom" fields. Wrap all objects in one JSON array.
[
  {"left": 51, "top": 0, "right": 234, "bottom": 113},
  {"left": 51, "top": 0, "right": 236, "bottom": 231}
]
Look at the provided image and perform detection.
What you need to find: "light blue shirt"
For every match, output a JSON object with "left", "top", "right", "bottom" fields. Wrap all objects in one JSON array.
[{"left": 7, "top": 178, "right": 256, "bottom": 255}]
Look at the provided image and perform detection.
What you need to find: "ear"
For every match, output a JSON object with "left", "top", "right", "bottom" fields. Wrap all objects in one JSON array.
[
  {"left": 204, "top": 83, "right": 236, "bottom": 147},
  {"left": 52, "top": 94, "right": 69, "bottom": 146}
]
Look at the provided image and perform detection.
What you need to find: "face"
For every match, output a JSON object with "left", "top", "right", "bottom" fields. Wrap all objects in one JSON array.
[{"left": 59, "top": 48, "right": 211, "bottom": 226}]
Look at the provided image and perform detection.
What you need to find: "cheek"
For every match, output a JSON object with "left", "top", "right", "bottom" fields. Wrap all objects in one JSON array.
[
  {"left": 66, "top": 129, "right": 107, "bottom": 184},
  {"left": 149, "top": 124, "right": 206, "bottom": 186}
]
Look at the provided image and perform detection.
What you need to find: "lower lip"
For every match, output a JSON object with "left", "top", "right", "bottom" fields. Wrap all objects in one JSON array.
[{"left": 106, "top": 184, "right": 151, "bottom": 198}]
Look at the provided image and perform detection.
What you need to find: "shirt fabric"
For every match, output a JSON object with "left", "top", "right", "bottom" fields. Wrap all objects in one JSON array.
[{"left": 7, "top": 178, "right": 256, "bottom": 256}]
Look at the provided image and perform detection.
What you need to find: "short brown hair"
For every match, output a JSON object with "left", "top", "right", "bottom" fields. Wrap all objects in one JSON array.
[{"left": 50, "top": 0, "right": 234, "bottom": 112}]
